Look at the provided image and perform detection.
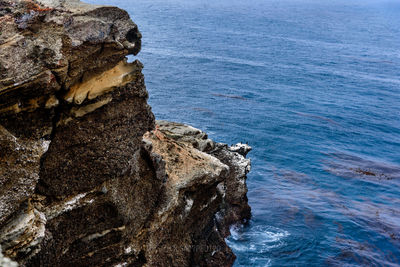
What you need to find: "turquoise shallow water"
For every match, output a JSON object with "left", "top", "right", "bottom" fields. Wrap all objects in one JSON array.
[{"left": 87, "top": 0, "right": 400, "bottom": 265}]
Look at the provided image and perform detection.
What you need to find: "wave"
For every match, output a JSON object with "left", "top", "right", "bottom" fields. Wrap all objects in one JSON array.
[{"left": 227, "top": 224, "right": 290, "bottom": 254}]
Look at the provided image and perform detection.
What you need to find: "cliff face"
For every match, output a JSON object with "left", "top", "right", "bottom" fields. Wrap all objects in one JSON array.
[{"left": 0, "top": 1, "right": 251, "bottom": 266}]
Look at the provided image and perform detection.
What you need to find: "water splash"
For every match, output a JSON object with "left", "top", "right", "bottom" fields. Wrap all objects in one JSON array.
[{"left": 227, "top": 223, "right": 289, "bottom": 266}]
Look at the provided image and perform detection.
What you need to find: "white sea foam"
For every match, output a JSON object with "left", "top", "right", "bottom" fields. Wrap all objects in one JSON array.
[{"left": 227, "top": 224, "right": 290, "bottom": 254}]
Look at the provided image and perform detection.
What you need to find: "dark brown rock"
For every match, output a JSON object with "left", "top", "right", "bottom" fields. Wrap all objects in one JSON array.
[
  {"left": 38, "top": 61, "right": 155, "bottom": 198},
  {"left": 0, "top": 126, "right": 49, "bottom": 227}
]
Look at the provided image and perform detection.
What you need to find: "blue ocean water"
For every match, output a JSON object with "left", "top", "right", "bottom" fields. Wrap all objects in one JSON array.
[{"left": 87, "top": 0, "right": 400, "bottom": 265}]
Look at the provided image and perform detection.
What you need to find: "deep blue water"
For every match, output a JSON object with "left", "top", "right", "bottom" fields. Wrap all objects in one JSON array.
[{"left": 87, "top": 0, "right": 400, "bottom": 265}]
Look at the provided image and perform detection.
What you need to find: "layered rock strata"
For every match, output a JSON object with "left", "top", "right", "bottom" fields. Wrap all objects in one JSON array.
[{"left": 0, "top": 0, "right": 251, "bottom": 266}]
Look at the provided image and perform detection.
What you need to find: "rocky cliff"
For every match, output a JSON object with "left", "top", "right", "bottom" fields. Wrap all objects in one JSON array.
[{"left": 0, "top": 1, "right": 251, "bottom": 266}]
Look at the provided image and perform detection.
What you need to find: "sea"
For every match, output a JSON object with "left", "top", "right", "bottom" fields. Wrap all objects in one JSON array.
[{"left": 86, "top": 0, "right": 400, "bottom": 265}]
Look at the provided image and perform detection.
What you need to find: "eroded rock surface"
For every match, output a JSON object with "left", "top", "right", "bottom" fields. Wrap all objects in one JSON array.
[
  {"left": 142, "top": 121, "right": 252, "bottom": 266},
  {"left": 0, "top": 246, "right": 18, "bottom": 267},
  {"left": 155, "top": 120, "right": 252, "bottom": 237},
  {"left": 0, "top": 0, "right": 141, "bottom": 139},
  {"left": 0, "top": 1, "right": 251, "bottom": 266}
]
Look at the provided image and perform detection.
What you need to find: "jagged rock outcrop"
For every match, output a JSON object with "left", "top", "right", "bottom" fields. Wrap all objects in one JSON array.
[
  {"left": 0, "top": 1, "right": 251, "bottom": 266},
  {"left": 143, "top": 121, "right": 251, "bottom": 266},
  {"left": 154, "top": 121, "right": 252, "bottom": 238}
]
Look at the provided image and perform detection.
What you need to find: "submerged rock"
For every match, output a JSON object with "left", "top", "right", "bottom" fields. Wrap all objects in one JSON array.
[{"left": 0, "top": 1, "right": 251, "bottom": 266}]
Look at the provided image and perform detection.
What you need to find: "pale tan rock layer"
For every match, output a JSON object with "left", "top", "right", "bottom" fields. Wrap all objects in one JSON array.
[{"left": 65, "top": 60, "right": 138, "bottom": 104}]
